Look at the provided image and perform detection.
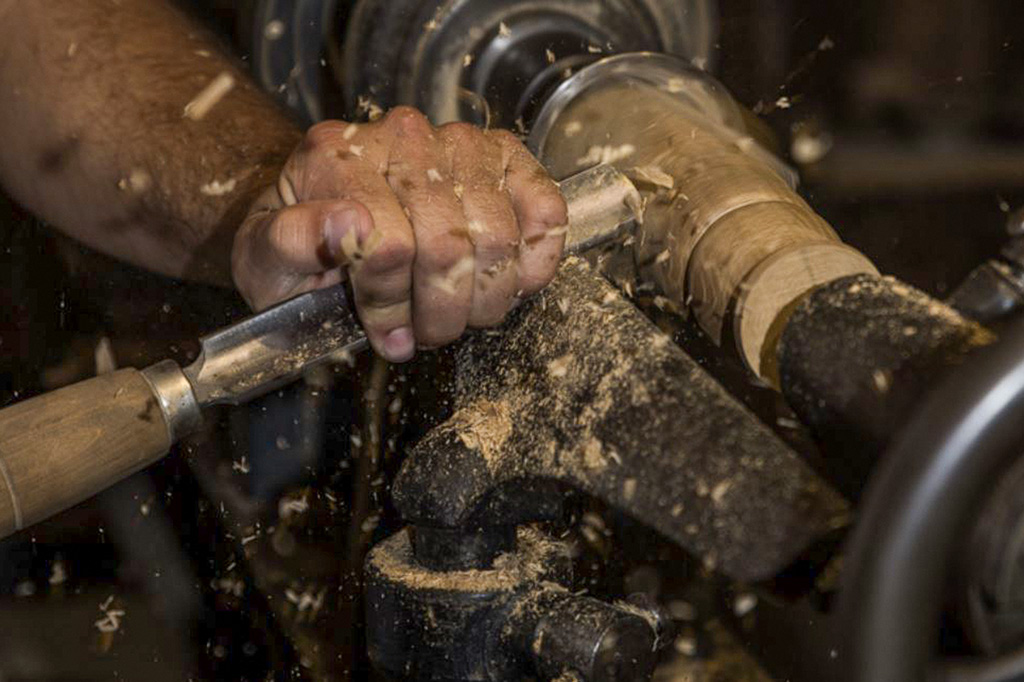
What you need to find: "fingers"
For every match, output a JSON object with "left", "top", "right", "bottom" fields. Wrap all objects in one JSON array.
[
  {"left": 383, "top": 108, "right": 474, "bottom": 347},
  {"left": 235, "top": 112, "right": 566, "bottom": 364},
  {"left": 338, "top": 171, "right": 418, "bottom": 363},
  {"left": 440, "top": 122, "right": 520, "bottom": 327},
  {"left": 490, "top": 129, "right": 569, "bottom": 296},
  {"left": 232, "top": 196, "right": 372, "bottom": 311},
  {"left": 283, "top": 119, "right": 418, "bottom": 362}
]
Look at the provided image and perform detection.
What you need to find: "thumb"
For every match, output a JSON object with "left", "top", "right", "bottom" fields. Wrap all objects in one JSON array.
[{"left": 232, "top": 199, "right": 373, "bottom": 310}]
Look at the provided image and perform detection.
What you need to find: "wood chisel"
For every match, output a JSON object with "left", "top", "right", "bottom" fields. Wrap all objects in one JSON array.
[{"left": 0, "top": 164, "right": 640, "bottom": 538}]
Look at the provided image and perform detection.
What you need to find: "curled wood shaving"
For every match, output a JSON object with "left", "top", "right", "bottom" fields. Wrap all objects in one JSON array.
[
  {"left": 630, "top": 165, "right": 675, "bottom": 189},
  {"left": 575, "top": 144, "right": 636, "bottom": 167}
]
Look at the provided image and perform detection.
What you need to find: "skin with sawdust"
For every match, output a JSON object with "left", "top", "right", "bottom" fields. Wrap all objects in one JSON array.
[{"left": 0, "top": 0, "right": 567, "bottom": 362}]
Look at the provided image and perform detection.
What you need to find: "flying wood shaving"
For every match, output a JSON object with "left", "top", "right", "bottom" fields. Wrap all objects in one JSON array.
[
  {"left": 576, "top": 144, "right": 636, "bottom": 167},
  {"left": 733, "top": 593, "right": 758, "bottom": 617},
  {"left": 343, "top": 124, "right": 358, "bottom": 140},
  {"left": 563, "top": 121, "right": 582, "bottom": 137},
  {"left": 263, "top": 20, "right": 285, "bottom": 40},
  {"left": 94, "top": 337, "right": 118, "bottom": 375},
  {"left": 184, "top": 71, "right": 235, "bottom": 120},
  {"left": 498, "top": 22, "right": 511, "bottom": 37},
  {"left": 214, "top": 577, "right": 245, "bottom": 597},
  {"left": 545, "top": 49, "right": 556, "bottom": 64},
  {"left": 735, "top": 136, "right": 756, "bottom": 153},
  {"left": 95, "top": 596, "right": 125, "bottom": 634},
  {"left": 200, "top": 178, "right": 237, "bottom": 196},
  {"left": 463, "top": 54, "right": 473, "bottom": 67},
  {"left": 665, "top": 77, "right": 686, "bottom": 93},
  {"left": 357, "top": 95, "right": 383, "bottom": 121},
  {"left": 622, "top": 478, "right": 638, "bottom": 501},
  {"left": 426, "top": 168, "right": 443, "bottom": 182},
  {"left": 278, "top": 494, "right": 309, "bottom": 519},
  {"left": 331, "top": 347, "right": 355, "bottom": 367},
  {"left": 49, "top": 560, "right": 67, "bottom": 585},
  {"left": 872, "top": 368, "right": 891, "bottom": 393},
  {"left": 127, "top": 169, "right": 151, "bottom": 193},
  {"left": 631, "top": 165, "right": 674, "bottom": 189}
]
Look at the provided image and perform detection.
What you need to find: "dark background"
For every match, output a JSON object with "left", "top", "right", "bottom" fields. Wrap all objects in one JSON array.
[{"left": 1, "top": 1, "right": 1023, "bottom": 679}]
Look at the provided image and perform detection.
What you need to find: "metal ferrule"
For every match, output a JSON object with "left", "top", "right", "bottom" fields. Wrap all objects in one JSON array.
[{"left": 141, "top": 360, "right": 202, "bottom": 442}]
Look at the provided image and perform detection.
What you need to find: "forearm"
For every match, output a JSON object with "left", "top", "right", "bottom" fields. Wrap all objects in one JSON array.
[{"left": 0, "top": 0, "right": 302, "bottom": 285}]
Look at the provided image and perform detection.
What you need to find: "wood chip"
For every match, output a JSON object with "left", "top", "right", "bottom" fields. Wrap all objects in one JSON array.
[
  {"left": 200, "top": 178, "right": 237, "bottom": 196},
  {"left": 575, "top": 144, "right": 636, "bottom": 166},
  {"left": 184, "top": 72, "right": 235, "bottom": 121}
]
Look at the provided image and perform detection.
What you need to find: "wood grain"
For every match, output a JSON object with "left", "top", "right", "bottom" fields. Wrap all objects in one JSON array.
[
  {"left": 0, "top": 369, "right": 170, "bottom": 537},
  {"left": 688, "top": 201, "right": 839, "bottom": 343},
  {"left": 735, "top": 243, "right": 878, "bottom": 384}
]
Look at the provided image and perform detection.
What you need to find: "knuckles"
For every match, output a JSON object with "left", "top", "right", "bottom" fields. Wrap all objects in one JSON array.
[
  {"left": 534, "top": 190, "right": 569, "bottom": 228},
  {"left": 417, "top": 236, "right": 472, "bottom": 274},
  {"left": 439, "top": 121, "right": 484, "bottom": 148},
  {"left": 383, "top": 106, "right": 433, "bottom": 138},
  {"left": 301, "top": 120, "right": 351, "bottom": 153},
  {"left": 486, "top": 128, "right": 522, "bottom": 149},
  {"left": 359, "top": 229, "right": 416, "bottom": 276}
]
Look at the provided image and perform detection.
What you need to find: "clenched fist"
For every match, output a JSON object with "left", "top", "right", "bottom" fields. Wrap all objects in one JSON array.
[{"left": 231, "top": 107, "right": 568, "bottom": 363}]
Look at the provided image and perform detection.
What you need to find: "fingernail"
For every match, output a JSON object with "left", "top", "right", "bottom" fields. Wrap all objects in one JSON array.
[
  {"left": 325, "top": 208, "right": 363, "bottom": 258},
  {"left": 383, "top": 326, "right": 415, "bottom": 363}
]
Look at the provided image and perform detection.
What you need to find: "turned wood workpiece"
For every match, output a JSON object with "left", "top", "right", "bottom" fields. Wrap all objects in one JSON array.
[{"left": 538, "top": 79, "right": 876, "bottom": 381}]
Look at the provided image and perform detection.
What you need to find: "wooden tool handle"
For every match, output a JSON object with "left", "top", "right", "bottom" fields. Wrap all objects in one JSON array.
[{"left": 0, "top": 369, "right": 172, "bottom": 538}]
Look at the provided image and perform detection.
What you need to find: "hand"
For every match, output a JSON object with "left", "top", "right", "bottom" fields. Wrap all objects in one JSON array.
[{"left": 232, "top": 107, "right": 567, "bottom": 363}]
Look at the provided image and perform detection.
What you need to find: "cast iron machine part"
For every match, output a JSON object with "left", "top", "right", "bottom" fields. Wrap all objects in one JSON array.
[
  {"left": 339, "top": 0, "right": 715, "bottom": 128},
  {"left": 835, "top": 316, "right": 1024, "bottom": 682},
  {"left": 365, "top": 505, "right": 667, "bottom": 681},
  {"left": 363, "top": 250, "right": 849, "bottom": 680},
  {"left": 250, "top": 0, "right": 715, "bottom": 129}
]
